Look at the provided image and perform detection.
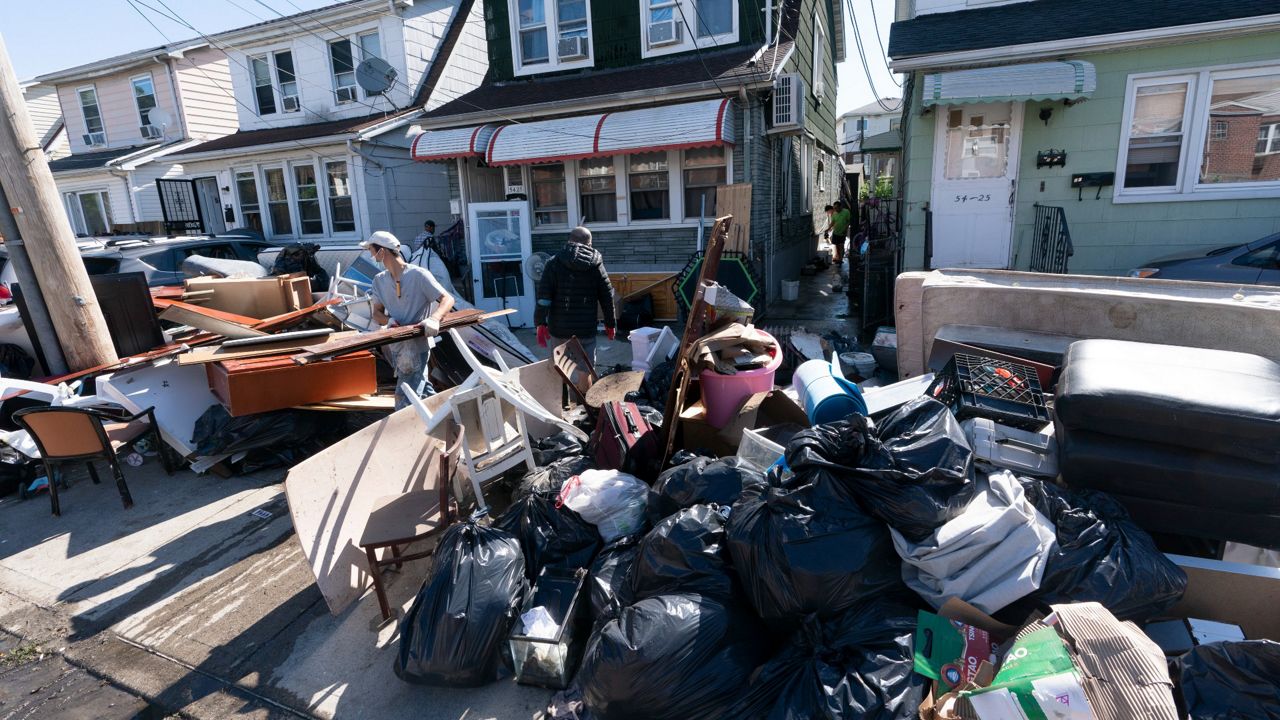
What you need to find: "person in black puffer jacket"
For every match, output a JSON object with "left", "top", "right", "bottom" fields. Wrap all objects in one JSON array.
[{"left": 535, "top": 226, "right": 617, "bottom": 363}]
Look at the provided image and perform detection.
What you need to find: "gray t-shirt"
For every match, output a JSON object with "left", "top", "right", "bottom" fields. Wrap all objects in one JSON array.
[{"left": 371, "top": 264, "right": 447, "bottom": 327}]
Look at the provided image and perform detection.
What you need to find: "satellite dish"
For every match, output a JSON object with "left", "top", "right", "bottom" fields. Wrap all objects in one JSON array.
[
  {"left": 523, "top": 252, "right": 552, "bottom": 281},
  {"left": 148, "top": 108, "right": 172, "bottom": 128},
  {"left": 356, "top": 57, "right": 397, "bottom": 95}
]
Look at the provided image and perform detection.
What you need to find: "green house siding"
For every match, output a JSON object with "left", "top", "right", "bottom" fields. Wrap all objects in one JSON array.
[
  {"left": 900, "top": 30, "right": 1280, "bottom": 275},
  {"left": 486, "top": 0, "right": 766, "bottom": 81},
  {"left": 781, "top": 0, "right": 838, "bottom": 153}
]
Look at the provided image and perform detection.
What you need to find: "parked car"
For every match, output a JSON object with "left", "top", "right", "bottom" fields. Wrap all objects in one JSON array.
[
  {"left": 1130, "top": 232, "right": 1280, "bottom": 285},
  {"left": 0, "top": 233, "right": 271, "bottom": 294}
]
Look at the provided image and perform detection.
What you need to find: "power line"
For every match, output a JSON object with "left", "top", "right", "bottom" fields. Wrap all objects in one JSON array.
[
  {"left": 865, "top": 0, "right": 901, "bottom": 88},
  {"left": 845, "top": 0, "right": 897, "bottom": 109},
  {"left": 671, "top": 2, "right": 730, "bottom": 99}
]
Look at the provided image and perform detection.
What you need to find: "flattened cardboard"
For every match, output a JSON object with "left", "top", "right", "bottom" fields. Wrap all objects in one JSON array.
[{"left": 715, "top": 390, "right": 810, "bottom": 447}]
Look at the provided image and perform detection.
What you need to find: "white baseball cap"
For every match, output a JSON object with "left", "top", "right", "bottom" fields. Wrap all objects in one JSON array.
[{"left": 362, "top": 230, "right": 401, "bottom": 252}]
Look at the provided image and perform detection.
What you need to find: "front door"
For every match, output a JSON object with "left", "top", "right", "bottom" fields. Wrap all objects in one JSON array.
[
  {"left": 468, "top": 202, "right": 533, "bottom": 327},
  {"left": 930, "top": 102, "right": 1023, "bottom": 268},
  {"left": 194, "top": 177, "right": 227, "bottom": 234}
]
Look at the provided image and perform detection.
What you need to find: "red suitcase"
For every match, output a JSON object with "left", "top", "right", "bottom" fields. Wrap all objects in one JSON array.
[{"left": 590, "top": 401, "right": 659, "bottom": 479}]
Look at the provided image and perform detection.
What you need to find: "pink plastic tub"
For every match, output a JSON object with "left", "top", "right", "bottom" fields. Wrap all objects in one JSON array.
[{"left": 699, "top": 333, "right": 783, "bottom": 429}]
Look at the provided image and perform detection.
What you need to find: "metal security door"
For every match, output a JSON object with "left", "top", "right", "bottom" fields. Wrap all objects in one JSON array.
[
  {"left": 155, "top": 178, "right": 205, "bottom": 235},
  {"left": 929, "top": 102, "right": 1023, "bottom": 268},
  {"left": 468, "top": 202, "right": 533, "bottom": 327}
]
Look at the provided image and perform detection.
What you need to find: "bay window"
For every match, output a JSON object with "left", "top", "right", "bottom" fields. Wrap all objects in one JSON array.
[
  {"left": 235, "top": 161, "right": 358, "bottom": 239},
  {"left": 629, "top": 152, "right": 670, "bottom": 220},
  {"left": 293, "top": 165, "right": 324, "bottom": 235},
  {"left": 682, "top": 147, "right": 724, "bottom": 218},
  {"left": 532, "top": 164, "right": 569, "bottom": 226},
  {"left": 578, "top": 157, "right": 617, "bottom": 223},
  {"left": 235, "top": 171, "right": 263, "bottom": 232},
  {"left": 326, "top": 161, "right": 355, "bottom": 232},
  {"left": 1117, "top": 63, "right": 1280, "bottom": 200},
  {"left": 511, "top": 0, "right": 593, "bottom": 75},
  {"left": 264, "top": 168, "right": 292, "bottom": 236}
]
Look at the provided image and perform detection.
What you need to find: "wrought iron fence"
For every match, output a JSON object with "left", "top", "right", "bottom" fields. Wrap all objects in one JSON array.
[{"left": 1030, "top": 204, "right": 1073, "bottom": 274}]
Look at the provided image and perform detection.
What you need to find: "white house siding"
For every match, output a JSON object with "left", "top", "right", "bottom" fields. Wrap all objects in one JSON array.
[
  {"left": 227, "top": 12, "right": 419, "bottom": 133},
  {"left": 171, "top": 47, "right": 238, "bottom": 140},
  {"left": 912, "top": 0, "right": 1031, "bottom": 16},
  {"left": 360, "top": 142, "right": 451, "bottom": 243},
  {"left": 57, "top": 64, "right": 180, "bottom": 154},
  {"left": 129, "top": 161, "right": 188, "bottom": 224},
  {"left": 425, "top": 0, "right": 487, "bottom": 111},
  {"left": 54, "top": 172, "right": 136, "bottom": 227},
  {"left": 21, "top": 84, "right": 63, "bottom": 147}
]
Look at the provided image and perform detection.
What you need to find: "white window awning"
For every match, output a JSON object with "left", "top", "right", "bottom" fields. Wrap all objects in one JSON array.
[
  {"left": 923, "top": 61, "right": 1097, "bottom": 107},
  {"left": 485, "top": 98, "right": 734, "bottom": 166},
  {"left": 410, "top": 124, "right": 498, "bottom": 162}
]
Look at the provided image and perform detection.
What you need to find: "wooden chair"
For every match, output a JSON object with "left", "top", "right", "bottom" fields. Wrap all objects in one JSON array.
[
  {"left": 14, "top": 406, "right": 172, "bottom": 517},
  {"left": 552, "top": 337, "right": 598, "bottom": 405},
  {"left": 357, "top": 426, "right": 467, "bottom": 621}
]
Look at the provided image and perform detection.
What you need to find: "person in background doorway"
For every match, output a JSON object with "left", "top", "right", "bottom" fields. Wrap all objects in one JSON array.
[
  {"left": 830, "top": 200, "right": 852, "bottom": 265},
  {"left": 412, "top": 219, "right": 436, "bottom": 252},
  {"left": 363, "top": 231, "right": 455, "bottom": 409},
  {"left": 410, "top": 223, "right": 460, "bottom": 297},
  {"left": 535, "top": 226, "right": 616, "bottom": 365}
]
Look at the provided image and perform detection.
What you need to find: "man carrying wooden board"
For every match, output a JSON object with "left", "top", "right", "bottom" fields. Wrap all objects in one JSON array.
[{"left": 362, "top": 231, "right": 455, "bottom": 409}]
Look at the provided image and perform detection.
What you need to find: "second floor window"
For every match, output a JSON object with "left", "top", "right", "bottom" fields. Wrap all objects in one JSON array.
[
  {"left": 250, "top": 52, "right": 300, "bottom": 116},
  {"left": 131, "top": 75, "right": 158, "bottom": 129},
  {"left": 251, "top": 57, "right": 276, "bottom": 115},
  {"left": 78, "top": 86, "right": 104, "bottom": 143},
  {"left": 330, "top": 39, "right": 358, "bottom": 103},
  {"left": 512, "top": 0, "right": 593, "bottom": 75},
  {"left": 643, "top": 0, "right": 737, "bottom": 56}
]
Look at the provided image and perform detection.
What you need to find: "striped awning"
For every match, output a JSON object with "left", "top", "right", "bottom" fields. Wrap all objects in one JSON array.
[
  {"left": 485, "top": 98, "right": 734, "bottom": 166},
  {"left": 410, "top": 124, "right": 498, "bottom": 162},
  {"left": 923, "top": 61, "right": 1096, "bottom": 106}
]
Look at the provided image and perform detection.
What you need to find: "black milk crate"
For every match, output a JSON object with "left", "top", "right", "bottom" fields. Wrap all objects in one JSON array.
[{"left": 928, "top": 354, "right": 1051, "bottom": 430}]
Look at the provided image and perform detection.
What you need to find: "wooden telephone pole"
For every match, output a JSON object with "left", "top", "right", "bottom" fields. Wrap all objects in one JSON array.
[{"left": 0, "top": 33, "right": 116, "bottom": 370}]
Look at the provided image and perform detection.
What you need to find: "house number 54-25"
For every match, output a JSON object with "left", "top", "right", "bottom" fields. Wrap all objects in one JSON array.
[{"left": 954, "top": 194, "right": 992, "bottom": 203}]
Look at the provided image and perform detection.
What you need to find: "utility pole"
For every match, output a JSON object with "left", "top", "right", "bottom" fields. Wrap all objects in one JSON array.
[
  {"left": 0, "top": 33, "right": 116, "bottom": 370},
  {"left": 0, "top": 181, "right": 67, "bottom": 375}
]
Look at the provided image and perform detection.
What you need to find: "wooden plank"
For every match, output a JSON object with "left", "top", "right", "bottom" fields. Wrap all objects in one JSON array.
[
  {"left": 157, "top": 300, "right": 266, "bottom": 339},
  {"left": 716, "top": 184, "right": 752, "bottom": 254},
  {"left": 177, "top": 330, "right": 355, "bottom": 366},
  {"left": 610, "top": 272, "right": 680, "bottom": 322},
  {"left": 293, "top": 308, "right": 514, "bottom": 364},
  {"left": 298, "top": 394, "right": 396, "bottom": 412},
  {"left": 251, "top": 297, "right": 341, "bottom": 333}
]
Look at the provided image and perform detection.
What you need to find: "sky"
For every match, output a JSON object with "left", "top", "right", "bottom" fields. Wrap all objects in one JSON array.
[{"left": 4, "top": 0, "right": 900, "bottom": 114}]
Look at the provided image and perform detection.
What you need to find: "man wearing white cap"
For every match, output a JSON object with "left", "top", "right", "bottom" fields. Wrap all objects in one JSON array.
[{"left": 362, "top": 230, "right": 455, "bottom": 408}]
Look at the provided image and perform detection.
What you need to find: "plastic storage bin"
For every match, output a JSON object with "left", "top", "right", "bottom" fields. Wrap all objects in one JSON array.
[
  {"left": 928, "top": 354, "right": 1050, "bottom": 430},
  {"left": 509, "top": 567, "right": 588, "bottom": 689},
  {"left": 961, "top": 417, "right": 1058, "bottom": 477}
]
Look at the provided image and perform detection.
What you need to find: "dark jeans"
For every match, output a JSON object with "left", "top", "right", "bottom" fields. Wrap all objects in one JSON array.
[{"left": 832, "top": 233, "right": 847, "bottom": 262}]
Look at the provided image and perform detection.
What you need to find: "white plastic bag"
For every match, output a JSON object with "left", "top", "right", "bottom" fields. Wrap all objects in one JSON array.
[{"left": 558, "top": 469, "right": 648, "bottom": 542}]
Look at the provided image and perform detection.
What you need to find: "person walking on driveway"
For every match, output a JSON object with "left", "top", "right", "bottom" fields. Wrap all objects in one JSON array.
[
  {"left": 830, "top": 200, "right": 852, "bottom": 265},
  {"left": 535, "top": 226, "right": 616, "bottom": 364},
  {"left": 363, "top": 231, "right": 455, "bottom": 409}
]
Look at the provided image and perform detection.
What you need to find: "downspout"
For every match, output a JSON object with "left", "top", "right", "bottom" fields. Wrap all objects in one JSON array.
[{"left": 764, "top": 0, "right": 773, "bottom": 45}]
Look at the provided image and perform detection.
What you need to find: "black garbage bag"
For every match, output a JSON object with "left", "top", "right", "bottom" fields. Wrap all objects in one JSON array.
[
  {"left": 589, "top": 534, "right": 642, "bottom": 623},
  {"left": 731, "top": 598, "right": 925, "bottom": 719},
  {"left": 642, "top": 359, "right": 675, "bottom": 410},
  {"left": 806, "top": 397, "right": 974, "bottom": 542},
  {"left": 727, "top": 474, "right": 905, "bottom": 624},
  {"left": 270, "top": 241, "right": 330, "bottom": 290},
  {"left": 579, "top": 593, "right": 770, "bottom": 720},
  {"left": 191, "top": 405, "right": 332, "bottom": 459},
  {"left": 495, "top": 490, "right": 602, "bottom": 581},
  {"left": 647, "top": 456, "right": 765, "bottom": 526},
  {"left": 395, "top": 520, "right": 527, "bottom": 686},
  {"left": 1012, "top": 478, "right": 1187, "bottom": 623},
  {"left": 629, "top": 504, "right": 735, "bottom": 603},
  {"left": 0, "top": 344, "right": 34, "bottom": 379},
  {"left": 518, "top": 455, "right": 597, "bottom": 497},
  {"left": 1174, "top": 640, "right": 1280, "bottom": 720},
  {"left": 533, "top": 431, "right": 587, "bottom": 466}
]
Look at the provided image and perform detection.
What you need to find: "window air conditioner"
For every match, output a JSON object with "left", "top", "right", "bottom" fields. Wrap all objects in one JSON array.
[
  {"left": 282, "top": 95, "right": 301, "bottom": 112},
  {"left": 140, "top": 124, "right": 164, "bottom": 140},
  {"left": 558, "top": 36, "right": 588, "bottom": 60},
  {"left": 335, "top": 86, "right": 357, "bottom": 103},
  {"left": 772, "top": 73, "right": 805, "bottom": 131},
  {"left": 648, "top": 19, "right": 682, "bottom": 46},
  {"left": 82, "top": 131, "right": 106, "bottom": 146}
]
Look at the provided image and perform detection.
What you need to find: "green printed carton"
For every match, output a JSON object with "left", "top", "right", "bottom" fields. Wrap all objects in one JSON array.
[{"left": 961, "top": 627, "right": 1095, "bottom": 720}]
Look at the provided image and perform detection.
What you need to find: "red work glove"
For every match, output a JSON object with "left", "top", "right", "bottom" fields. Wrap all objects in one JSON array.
[
  {"left": 536, "top": 325, "right": 550, "bottom": 348},
  {"left": 605, "top": 327, "right": 616, "bottom": 341}
]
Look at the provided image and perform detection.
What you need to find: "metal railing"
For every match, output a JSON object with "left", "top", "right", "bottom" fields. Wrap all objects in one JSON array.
[{"left": 1030, "top": 204, "right": 1074, "bottom": 274}]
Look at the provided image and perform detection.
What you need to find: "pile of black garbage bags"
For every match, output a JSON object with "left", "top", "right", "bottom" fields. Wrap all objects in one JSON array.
[{"left": 394, "top": 397, "right": 1200, "bottom": 719}]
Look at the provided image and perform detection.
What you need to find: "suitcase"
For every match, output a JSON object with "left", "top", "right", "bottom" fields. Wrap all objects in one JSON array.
[{"left": 589, "top": 401, "right": 659, "bottom": 479}]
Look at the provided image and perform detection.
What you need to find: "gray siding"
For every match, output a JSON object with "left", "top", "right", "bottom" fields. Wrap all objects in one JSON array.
[{"left": 361, "top": 144, "right": 452, "bottom": 243}]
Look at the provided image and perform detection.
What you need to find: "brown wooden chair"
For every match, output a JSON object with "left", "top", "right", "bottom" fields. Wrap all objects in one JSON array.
[
  {"left": 357, "top": 425, "right": 466, "bottom": 621},
  {"left": 14, "top": 406, "right": 172, "bottom": 517},
  {"left": 553, "top": 337, "right": 598, "bottom": 405}
]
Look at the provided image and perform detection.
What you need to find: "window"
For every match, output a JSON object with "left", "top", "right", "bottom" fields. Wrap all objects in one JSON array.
[
  {"left": 275, "top": 51, "right": 299, "bottom": 111},
  {"left": 77, "top": 86, "right": 104, "bottom": 142},
  {"left": 293, "top": 165, "right": 323, "bottom": 235},
  {"left": 578, "top": 156, "right": 617, "bottom": 223},
  {"left": 1231, "top": 242, "right": 1280, "bottom": 270},
  {"left": 64, "top": 191, "right": 112, "bottom": 236},
  {"left": 944, "top": 106, "right": 1011, "bottom": 180},
  {"left": 326, "top": 161, "right": 355, "bottom": 233},
  {"left": 629, "top": 152, "right": 670, "bottom": 220},
  {"left": 358, "top": 33, "right": 382, "bottom": 97},
  {"left": 532, "top": 164, "right": 568, "bottom": 226},
  {"left": 1118, "top": 64, "right": 1280, "bottom": 200},
  {"left": 235, "top": 171, "right": 263, "bottom": 232},
  {"left": 264, "top": 168, "right": 292, "bottom": 236},
  {"left": 330, "top": 39, "right": 357, "bottom": 103},
  {"left": 682, "top": 147, "right": 724, "bottom": 218},
  {"left": 251, "top": 57, "right": 276, "bottom": 115},
  {"left": 131, "top": 75, "right": 158, "bottom": 128},
  {"left": 642, "top": 0, "right": 737, "bottom": 57},
  {"left": 511, "top": 0, "right": 593, "bottom": 74},
  {"left": 811, "top": 10, "right": 827, "bottom": 99}
]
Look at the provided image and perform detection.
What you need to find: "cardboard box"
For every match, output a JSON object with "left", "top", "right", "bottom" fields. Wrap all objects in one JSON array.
[
  {"left": 715, "top": 389, "right": 810, "bottom": 447},
  {"left": 678, "top": 401, "right": 735, "bottom": 457},
  {"left": 184, "top": 274, "right": 312, "bottom": 319},
  {"left": 207, "top": 351, "right": 376, "bottom": 416}
]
